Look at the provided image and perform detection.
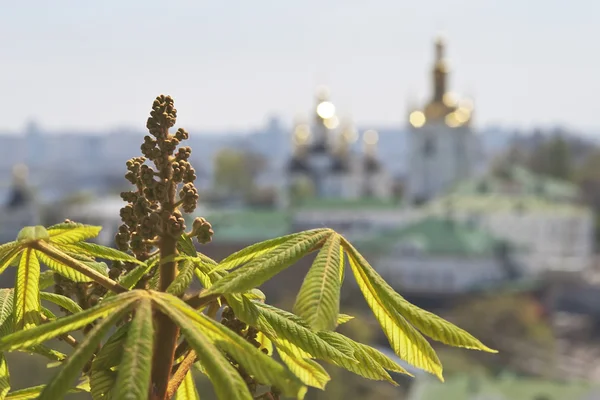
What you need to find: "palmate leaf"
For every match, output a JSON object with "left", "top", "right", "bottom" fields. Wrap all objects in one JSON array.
[
  {"left": 63, "top": 242, "right": 144, "bottom": 265},
  {"left": 36, "top": 250, "right": 94, "bottom": 283},
  {"left": 150, "top": 298, "right": 253, "bottom": 400},
  {"left": 40, "top": 292, "right": 83, "bottom": 315},
  {"left": 47, "top": 223, "right": 102, "bottom": 245},
  {"left": 90, "top": 323, "right": 130, "bottom": 400},
  {"left": 293, "top": 233, "right": 344, "bottom": 331},
  {"left": 114, "top": 297, "right": 153, "bottom": 400},
  {"left": 336, "top": 314, "right": 354, "bottom": 326},
  {"left": 215, "top": 230, "right": 322, "bottom": 271},
  {"left": 0, "top": 289, "right": 14, "bottom": 337},
  {"left": 276, "top": 348, "right": 330, "bottom": 390},
  {"left": 17, "top": 226, "right": 49, "bottom": 242},
  {"left": 318, "top": 331, "right": 411, "bottom": 385},
  {"left": 177, "top": 233, "right": 198, "bottom": 257},
  {"left": 38, "top": 270, "right": 55, "bottom": 290},
  {"left": 0, "top": 353, "right": 9, "bottom": 399},
  {"left": 342, "top": 240, "right": 496, "bottom": 353},
  {"left": 207, "top": 229, "right": 331, "bottom": 295},
  {"left": 39, "top": 306, "right": 131, "bottom": 400},
  {"left": 167, "top": 259, "right": 196, "bottom": 296},
  {"left": 175, "top": 370, "right": 200, "bottom": 400},
  {"left": 153, "top": 293, "right": 306, "bottom": 399},
  {"left": 346, "top": 253, "right": 443, "bottom": 380},
  {"left": 0, "top": 246, "right": 21, "bottom": 276},
  {"left": 14, "top": 248, "right": 41, "bottom": 330},
  {"left": 253, "top": 303, "right": 356, "bottom": 366},
  {"left": 0, "top": 291, "right": 139, "bottom": 352}
]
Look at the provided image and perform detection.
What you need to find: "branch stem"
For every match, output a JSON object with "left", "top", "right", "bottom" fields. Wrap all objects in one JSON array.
[
  {"left": 32, "top": 241, "right": 127, "bottom": 294},
  {"left": 166, "top": 350, "right": 197, "bottom": 399}
]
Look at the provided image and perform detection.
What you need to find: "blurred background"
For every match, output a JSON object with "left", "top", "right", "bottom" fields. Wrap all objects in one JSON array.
[{"left": 2, "top": 1, "right": 600, "bottom": 399}]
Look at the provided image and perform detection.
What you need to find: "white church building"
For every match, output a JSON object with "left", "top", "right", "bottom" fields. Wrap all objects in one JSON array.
[
  {"left": 286, "top": 87, "right": 393, "bottom": 202},
  {"left": 406, "top": 37, "right": 481, "bottom": 205}
]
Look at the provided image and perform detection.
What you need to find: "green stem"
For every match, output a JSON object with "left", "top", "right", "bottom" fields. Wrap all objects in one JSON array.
[{"left": 32, "top": 241, "right": 127, "bottom": 294}]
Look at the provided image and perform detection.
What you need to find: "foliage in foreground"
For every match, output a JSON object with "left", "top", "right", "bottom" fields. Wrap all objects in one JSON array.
[{"left": 0, "top": 95, "right": 495, "bottom": 400}]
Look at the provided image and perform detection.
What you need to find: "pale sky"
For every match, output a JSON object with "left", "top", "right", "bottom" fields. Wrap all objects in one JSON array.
[{"left": 1, "top": 1, "right": 598, "bottom": 133}]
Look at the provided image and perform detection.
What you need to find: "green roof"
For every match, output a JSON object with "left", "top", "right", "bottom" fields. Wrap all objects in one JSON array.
[
  {"left": 293, "top": 197, "right": 401, "bottom": 210},
  {"left": 189, "top": 209, "right": 291, "bottom": 242},
  {"left": 358, "top": 217, "right": 503, "bottom": 257},
  {"left": 451, "top": 166, "right": 580, "bottom": 201},
  {"left": 409, "top": 375, "right": 598, "bottom": 400},
  {"left": 425, "top": 193, "right": 588, "bottom": 216}
]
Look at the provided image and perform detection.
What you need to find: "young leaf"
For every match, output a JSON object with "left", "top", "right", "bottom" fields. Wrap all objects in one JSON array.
[
  {"left": 175, "top": 370, "right": 200, "bottom": 400},
  {"left": 336, "top": 314, "right": 354, "bottom": 326},
  {"left": 177, "top": 233, "right": 197, "bottom": 257},
  {"left": 114, "top": 298, "right": 153, "bottom": 400},
  {"left": 6, "top": 382, "right": 89, "bottom": 400},
  {"left": 254, "top": 302, "right": 356, "bottom": 365},
  {"left": 317, "top": 331, "right": 399, "bottom": 385},
  {"left": 90, "top": 369, "right": 116, "bottom": 400},
  {"left": 167, "top": 259, "right": 196, "bottom": 296},
  {"left": 17, "top": 226, "right": 49, "bottom": 242},
  {"left": 47, "top": 224, "right": 101, "bottom": 245},
  {"left": 90, "top": 323, "right": 130, "bottom": 400},
  {"left": 151, "top": 298, "right": 253, "bottom": 400},
  {"left": 39, "top": 307, "right": 130, "bottom": 400},
  {"left": 276, "top": 348, "right": 330, "bottom": 390},
  {"left": 0, "top": 289, "right": 14, "bottom": 336},
  {"left": 0, "top": 353, "right": 9, "bottom": 399},
  {"left": 207, "top": 229, "right": 331, "bottom": 295},
  {"left": 343, "top": 240, "right": 496, "bottom": 353},
  {"left": 38, "top": 271, "right": 55, "bottom": 290},
  {"left": 40, "top": 292, "right": 83, "bottom": 315},
  {"left": 14, "top": 248, "right": 41, "bottom": 329},
  {"left": 153, "top": 293, "right": 306, "bottom": 399},
  {"left": 294, "top": 233, "right": 344, "bottom": 331},
  {"left": 0, "top": 241, "right": 19, "bottom": 260},
  {"left": 103, "top": 262, "right": 154, "bottom": 300},
  {"left": 215, "top": 230, "right": 321, "bottom": 271},
  {"left": 0, "top": 292, "right": 138, "bottom": 352},
  {"left": 346, "top": 252, "right": 444, "bottom": 380},
  {"left": 0, "top": 246, "right": 21, "bottom": 276},
  {"left": 36, "top": 250, "right": 93, "bottom": 283},
  {"left": 64, "top": 242, "right": 144, "bottom": 265}
]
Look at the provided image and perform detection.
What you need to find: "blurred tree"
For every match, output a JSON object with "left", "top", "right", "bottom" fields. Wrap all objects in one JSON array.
[
  {"left": 527, "top": 136, "right": 572, "bottom": 180},
  {"left": 445, "top": 294, "right": 555, "bottom": 377},
  {"left": 212, "top": 148, "right": 267, "bottom": 199}
]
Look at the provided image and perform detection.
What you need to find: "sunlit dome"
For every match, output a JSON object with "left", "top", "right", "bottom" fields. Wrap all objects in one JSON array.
[
  {"left": 409, "top": 111, "right": 426, "bottom": 128},
  {"left": 454, "top": 107, "right": 471, "bottom": 124},
  {"left": 324, "top": 115, "right": 339, "bottom": 129},
  {"left": 363, "top": 129, "right": 379, "bottom": 145},
  {"left": 316, "top": 101, "right": 336, "bottom": 119},
  {"left": 293, "top": 124, "right": 311, "bottom": 144},
  {"left": 445, "top": 112, "right": 461, "bottom": 128},
  {"left": 342, "top": 127, "right": 359, "bottom": 143},
  {"left": 443, "top": 92, "right": 457, "bottom": 107}
]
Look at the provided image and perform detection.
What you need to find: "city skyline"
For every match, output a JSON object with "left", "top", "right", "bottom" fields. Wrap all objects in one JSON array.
[{"left": 1, "top": 1, "right": 598, "bottom": 133}]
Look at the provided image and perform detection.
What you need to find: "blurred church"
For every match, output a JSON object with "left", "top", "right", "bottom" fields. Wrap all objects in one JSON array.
[
  {"left": 286, "top": 86, "right": 393, "bottom": 202},
  {"left": 406, "top": 36, "right": 481, "bottom": 205}
]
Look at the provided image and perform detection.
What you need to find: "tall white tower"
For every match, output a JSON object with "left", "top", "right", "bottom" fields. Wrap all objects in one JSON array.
[{"left": 406, "top": 37, "right": 478, "bottom": 205}]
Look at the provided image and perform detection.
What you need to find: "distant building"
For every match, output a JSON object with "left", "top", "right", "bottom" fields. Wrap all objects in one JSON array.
[
  {"left": 425, "top": 166, "right": 595, "bottom": 274},
  {"left": 286, "top": 87, "right": 393, "bottom": 203},
  {"left": 357, "top": 217, "right": 521, "bottom": 296},
  {"left": 406, "top": 37, "right": 480, "bottom": 205}
]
